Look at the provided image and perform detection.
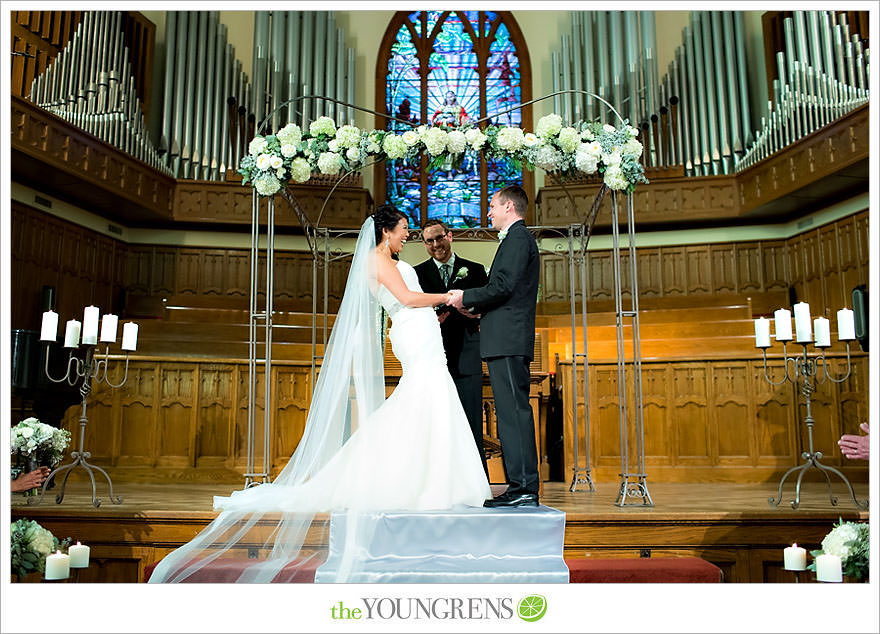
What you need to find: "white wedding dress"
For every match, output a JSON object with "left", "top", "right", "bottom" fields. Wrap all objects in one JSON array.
[{"left": 213, "top": 260, "right": 491, "bottom": 513}]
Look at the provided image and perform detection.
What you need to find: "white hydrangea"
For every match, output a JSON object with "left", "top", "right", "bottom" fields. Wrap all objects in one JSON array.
[
  {"left": 383, "top": 134, "right": 408, "bottom": 159},
  {"left": 416, "top": 125, "right": 428, "bottom": 138},
  {"left": 309, "top": 116, "right": 337, "bottom": 137},
  {"left": 575, "top": 145, "right": 599, "bottom": 174},
  {"left": 280, "top": 143, "right": 297, "bottom": 158},
  {"left": 584, "top": 141, "right": 602, "bottom": 156},
  {"left": 335, "top": 125, "right": 361, "bottom": 148},
  {"left": 536, "top": 113, "right": 563, "bottom": 138},
  {"left": 422, "top": 127, "right": 448, "bottom": 156},
  {"left": 523, "top": 132, "right": 540, "bottom": 147},
  {"left": 465, "top": 128, "right": 487, "bottom": 151},
  {"left": 402, "top": 130, "right": 420, "bottom": 146},
  {"left": 623, "top": 138, "right": 643, "bottom": 158},
  {"left": 602, "top": 150, "right": 622, "bottom": 166},
  {"left": 276, "top": 123, "right": 302, "bottom": 146},
  {"left": 317, "top": 151, "right": 342, "bottom": 175},
  {"left": 30, "top": 526, "right": 55, "bottom": 557},
  {"left": 270, "top": 155, "right": 284, "bottom": 170},
  {"left": 253, "top": 174, "right": 281, "bottom": 196},
  {"left": 366, "top": 140, "right": 380, "bottom": 154},
  {"left": 346, "top": 146, "right": 360, "bottom": 162},
  {"left": 626, "top": 125, "right": 640, "bottom": 138},
  {"left": 327, "top": 139, "right": 339, "bottom": 153},
  {"left": 557, "top": 126, "right": 580, "bottom": 153},
  {"left": 821, "top": 523, "right": 861, "bottom": 561},
  {"left": 581, "top": 128, "right": 595, "bottom": 141},
  {"left": 446, "top": 130, "right": 467, "bottom": 154},
  {"left": 248, "top": 136, "right": 268, "bottom": 156},
  {"left": 275, "top": 168, "right": 286, "bottom": 179},
  {"left": 255, "top": 153, "right": 274, "bottom": 171},
  {"left": 603, "top": 123, "right": 617, "bottom": 134},
  {"left": 603, "top": 165, "right": 629, "bottom": 190},
  {"left": 289, "top": 157, "right": 311, "bottom": 183},
  {"left": 534, "top": 144, "right": 562, "bottom": 171},
  {"left": 496, "top": 127, "right": 525, "bottom": 152}
]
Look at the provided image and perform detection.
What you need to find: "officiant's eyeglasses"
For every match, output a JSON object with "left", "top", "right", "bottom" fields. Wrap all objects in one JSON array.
[{"left": 423, "top": 234, "right": 450, "bottom": 244}]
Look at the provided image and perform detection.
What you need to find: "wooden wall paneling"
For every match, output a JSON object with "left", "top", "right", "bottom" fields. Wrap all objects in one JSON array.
[
  {"left": 635, "top": 248, "right": 659, "bottom": 299},
  {"left": 710, "top": 244, "right": 737, "bottom": 294},
  {"left": 195, "top": 364, "right": 236, "bottom": 467},
  {"left": 750, "top": 361, "right": 796, "bottom": 465},
  {"left": 273, "top": 366, "right": 311, "bottom": 471},
  {"left": 540, "top": 256, "right": 567, "bottom": 303},
  {"left": 818, "top": 223, "right": 843, "bottom": 311},
  {"left": 151, "top": 248, "right": 176, "bottom": 296},
  {"left": 201, "top": 251, "right": 226, "bottom": 297},
  {"left": 640, "top": 365, "right": 671, "bottom": 464},
  {"left": 175, "top": 249, "right": 202, "bottom": 297},
  {"left": 684, "top": 245, "right": 712, "bottom": 295},
  {"left": 156, "top": 364, "right": 196, "bottom": 467},
  {"left": 124, "top": 247, "right": 151, "bottom": 295},
  {"left": 226, "top": 251, "right": 250, "bottom": 299},
  {"left": 827, "top": 356, "right": 868, "bottom": 468},
  {"left": 787, "top": 234, "right": 805, "bottom": 303},
  {"left": 117, "top": 363, "right": 157, "bottom": 466},
  {"left": 234, "top": 368, "right": 265, "bottom": 472},
  {"left": 760, "top": 240, "right": 789, "bottom": 297},
  {"left": 660, "top": 246, "right": 686, "bottom": 297},
  {"left": 560, "top": 362, "right": 587, "bottom": 475},
  {"left": 592, "top": 365, "right": 621, "bottom": 468},
  {"left": 735, "top": 242, "right": 762, "bottom": 294},
  {"left": 853, "top": 211, "right": 869, "bottom": 287},
  {"left": 587, "top": 251, "right": 613, "bottom": 302},
  {"left": 670, "top": 363, "right": 712, "bottom": 464},
  {"left": 710, "top": 363, "right": 754, "bottom": 465},
  {"left": 836, "top": 216, "right": 861, "bottom": 301},
  {"left": 800, "top": 229, "right": 823, "bottom": 307}
]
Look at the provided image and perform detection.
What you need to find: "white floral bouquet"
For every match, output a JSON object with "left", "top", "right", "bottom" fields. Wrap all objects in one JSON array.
[
  {"left": 10, "top": 518, "right": 70, "bottom": 580},
  {"left": 808, "top": 519, "right": 869, "bottom": 580},
  {"left": 10, "top": 417, "right": 71, "bottom": 471},
  {"left": 240, "top": 113, "right": 648, "bottom": 197}
]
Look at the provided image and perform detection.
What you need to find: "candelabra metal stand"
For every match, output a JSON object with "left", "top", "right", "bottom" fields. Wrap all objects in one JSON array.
[
  {"left": 763, "top": 341, "right": 867, "bottom": 510},
  {"left": 28, "top": 345, "right": 128, "bottom": 507}
]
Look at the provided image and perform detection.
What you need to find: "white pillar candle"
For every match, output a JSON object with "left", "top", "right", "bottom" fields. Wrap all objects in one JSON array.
[
  {"left": 81, "top": 306, "right": 100, "bottom": 345},
  {"left": 63, "top": 320, "right": 81, "bottom": 348},
  {"left": 100, "top": 314, "right": 118, "bottom": 343},
  {"left": 815, "top": 553, "right": 842, "bottom": 582},
  {"left": 837, "top": 308, "right": 855, "bottom": 340},
  {"left": 754, "top": 317, "right": 771, "bottom": 348},
  {"left": 793, "top": 302, "right": 812, "bottom": 343},
  {"left": 783, "top": 543, "right": 807, "bottom": 570},
  {"left": 68, "top": 542, "right": 90, "bottom": 568},
  {"left": 813, "top": 317, "right": 831, "bottom": 347},
  {"left": 40, "top": 310, "right": 59, "bottom": 341},
  {"left": 44, "top": 550, "right": 70, "bottom": 580},
  {"left": 774, "top": 308, "right": 793, "bottom": 341},
  {"left": 121, "top": 322, "right": 138, "bottom": 351}
]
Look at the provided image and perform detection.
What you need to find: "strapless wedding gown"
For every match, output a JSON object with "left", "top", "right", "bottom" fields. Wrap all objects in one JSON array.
[{"left": 214, "top": 260, "right": 491, "bottom": 512}]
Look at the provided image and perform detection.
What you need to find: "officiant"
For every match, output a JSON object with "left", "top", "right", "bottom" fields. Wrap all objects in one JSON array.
[{"left": 415, "top": 220, "right": 489, "bottom": 474}]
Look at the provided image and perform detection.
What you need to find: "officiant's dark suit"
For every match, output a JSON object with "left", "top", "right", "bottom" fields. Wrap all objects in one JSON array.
[
  {"left": 460, "top": 187, "right": 540, "bottom": 503},
  {"left": 415, "top": 226, "right": 489, "bottom": 473}
]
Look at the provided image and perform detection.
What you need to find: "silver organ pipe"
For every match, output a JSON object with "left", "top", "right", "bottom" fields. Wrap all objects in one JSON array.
[
  {"left": 31, "top": 10, "right": 357, "bottom": 182},
  {"left": 737, "top": 10, "right": 869, "bottom": 170},
  {"left": 30, "top": 10, "right": 172, "bottom": 176}
]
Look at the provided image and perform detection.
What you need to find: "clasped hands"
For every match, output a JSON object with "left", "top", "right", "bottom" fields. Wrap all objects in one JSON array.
[{"left": 436, "top": 289, "right": 478, "bottom": 320}]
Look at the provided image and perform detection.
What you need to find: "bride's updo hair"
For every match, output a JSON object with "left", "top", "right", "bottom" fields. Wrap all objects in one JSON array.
[{"left": 372, "top": 204, "right": 408, "bottom": 246}]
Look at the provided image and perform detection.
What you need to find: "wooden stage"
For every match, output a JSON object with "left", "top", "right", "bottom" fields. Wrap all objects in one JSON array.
[{"left": 11, "top": 478, "right": 869, "bottom": 583}]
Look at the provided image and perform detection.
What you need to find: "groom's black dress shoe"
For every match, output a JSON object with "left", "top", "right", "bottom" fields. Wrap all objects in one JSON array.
[{"left": 483, "top": 491, "right": 539, "bottom": 508}]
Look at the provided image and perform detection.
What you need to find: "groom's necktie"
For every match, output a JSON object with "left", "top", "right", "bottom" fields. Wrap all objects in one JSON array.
[{"left": 441, "top": 264, "right": 451, "bottom": 287}]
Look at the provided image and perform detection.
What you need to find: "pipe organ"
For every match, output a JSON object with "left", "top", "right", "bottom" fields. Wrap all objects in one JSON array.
[
  {"left": 28, "top": 10, "right": 356, "bottom": 182},
  {"left": 737, "top": 11, "right": 869, "bottom": 170},
  {"left": 30, "top": 11, "right": 172, "bottom": 176},
  {"left": 559, "top": 10, "right": 869, "bottom": 177}
]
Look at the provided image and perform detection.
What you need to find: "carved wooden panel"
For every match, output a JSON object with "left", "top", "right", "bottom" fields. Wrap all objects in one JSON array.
[
  {"left": 641, "top": 366, "right": 671, "bottom": 463},
  {"left": 710, "top": 244, "right": 737, "bottom": 294},
  {"left": 685, "top": 246, "right": 711, "bottom": 295},
  {"left": 157, "top": 365, "right": 196, "bottom": 466},
  {"left": 117, "top": 364, "right": 156, "bottom": 465},
  {"left": 761, "top": 240, "right": 789, "bottom": 294},
  {"left": 660, "top": 247, "right": 686, "bottom": 296},
  {"left": 195, "top": 365, "right": 236, "bottom": 466},
  {"left": 587, "top": 252, "right": 613, "bottom": 302},
  {"left": 273, "top": 367, "right": 311, "bottom": 470},
  {"left": 710, "top": 363, "right": 753, "bottom": 463},
  {"left": 637, "top": 248, "right": 662, "bottom": 298},
  {"left": 735, "top": 243, "right": 762, "bottom": 293},
  {"left": 671, "top": 364, "right": 711, "bottom": 464},
  {"left": 750, "top": 361, "right": 796, "bottom": 464}
]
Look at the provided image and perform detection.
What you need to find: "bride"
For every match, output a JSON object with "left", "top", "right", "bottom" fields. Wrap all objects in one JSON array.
[{"left": 148, "top": 205, "right": 491, "bottom": 583}]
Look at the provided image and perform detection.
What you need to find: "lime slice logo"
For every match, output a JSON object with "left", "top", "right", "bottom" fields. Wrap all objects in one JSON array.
[{"left": 517, "top": 594, "right": 547, "bottom": 622}]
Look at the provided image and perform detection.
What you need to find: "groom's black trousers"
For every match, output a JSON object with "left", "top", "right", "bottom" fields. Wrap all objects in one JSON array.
[{"left": 486, "top": 355, "right": 539, "bottom": 495}]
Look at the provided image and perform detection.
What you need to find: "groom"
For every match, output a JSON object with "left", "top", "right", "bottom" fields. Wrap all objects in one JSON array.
[{"left": 447, "top": 185, "right": 540, "bottom": 508}]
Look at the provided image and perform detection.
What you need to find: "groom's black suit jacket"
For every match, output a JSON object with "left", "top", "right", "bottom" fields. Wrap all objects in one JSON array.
[
  {"left": 414, "top": 255, "right": 488, "bottom": 377},
  {"left": 461, "top": 220, "right": 539, "bottom": 361}
]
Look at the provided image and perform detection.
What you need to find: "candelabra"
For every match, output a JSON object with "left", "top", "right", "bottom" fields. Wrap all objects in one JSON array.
[
  {"left": 28, "top": 306, "right": 138, "bottom": 508},
  {"left": 755, "top": 302, "right": 868, "bottom": 510}
]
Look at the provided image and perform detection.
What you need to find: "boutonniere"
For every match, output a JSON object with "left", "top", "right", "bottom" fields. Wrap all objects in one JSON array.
[
  {"left": 498, "top": 229, "right": 509, "bottom": 242},
  {"left": 454, "top": 267, "right": 468, "bottom": 281}
]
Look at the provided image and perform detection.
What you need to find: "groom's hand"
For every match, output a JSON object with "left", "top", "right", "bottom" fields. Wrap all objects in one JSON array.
[{"left": 447, "top": 289, "right": 464, "bottom": 309}]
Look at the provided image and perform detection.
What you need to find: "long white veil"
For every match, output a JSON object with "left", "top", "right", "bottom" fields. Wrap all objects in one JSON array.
[{"left": 148, "top": 217, "right": 384, "bottom": 583}]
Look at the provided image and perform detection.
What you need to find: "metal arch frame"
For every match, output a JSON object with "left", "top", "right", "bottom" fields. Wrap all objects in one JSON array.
[{"left": 245, "top": 92, "right": 652, "bottom": 508}]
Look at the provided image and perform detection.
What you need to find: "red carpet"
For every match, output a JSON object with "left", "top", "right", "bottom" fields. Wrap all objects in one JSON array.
[{"left": 144, "top": 556, "right": 721, "bottom": 583}]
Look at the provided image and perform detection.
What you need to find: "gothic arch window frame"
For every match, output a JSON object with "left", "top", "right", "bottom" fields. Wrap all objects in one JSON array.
[{"left": 374, "top": 10, "right": 534, "bottom": 227}]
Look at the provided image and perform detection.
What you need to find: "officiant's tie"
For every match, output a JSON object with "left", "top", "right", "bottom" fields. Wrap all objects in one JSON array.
[{"left": 441, "top": 264, "right": 451, "bottom": 287}]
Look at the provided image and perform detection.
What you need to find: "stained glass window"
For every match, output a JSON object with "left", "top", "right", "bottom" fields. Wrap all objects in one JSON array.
[{"left": 382, "top": 11, "right": 526, "bottom": 228}]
